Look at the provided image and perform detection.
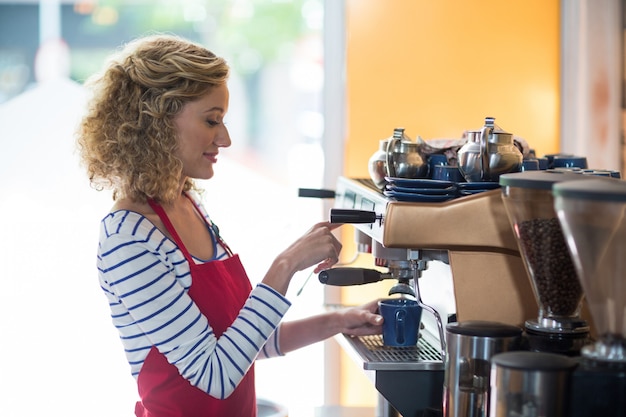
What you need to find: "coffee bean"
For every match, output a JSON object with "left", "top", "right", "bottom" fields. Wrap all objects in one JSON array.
[{"left": 517, "top": 217, "right": 583, "bottom": 316}]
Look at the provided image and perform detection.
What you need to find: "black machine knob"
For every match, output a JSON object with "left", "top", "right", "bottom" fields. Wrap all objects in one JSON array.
[
  {"left": 329, "top": 208, "right": 379, "bottom": 224},
  {"left": 297, "top": 188, "right": 337, "bottom": 199},
  {"left": 319, "top": 267, "right": 384, "bottom": 286}
]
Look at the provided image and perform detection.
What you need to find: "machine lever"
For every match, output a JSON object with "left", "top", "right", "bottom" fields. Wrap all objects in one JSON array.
[
  {"left": 318, "top": 267, "right": 386, "bottom": 286},
  {"left": 298, "top": 188, "right": 337, "bottom": 199},
  {"left": 329, "top": 208, "right": 379, "bottom": 224}
]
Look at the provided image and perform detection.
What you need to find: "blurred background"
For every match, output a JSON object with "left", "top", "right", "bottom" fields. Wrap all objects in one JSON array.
[
  {"left": 0, "top": 1, "right": 336, "bottom": 416},
  {"left": 3, "top": 1, "right": 623, "bottom": 416}
]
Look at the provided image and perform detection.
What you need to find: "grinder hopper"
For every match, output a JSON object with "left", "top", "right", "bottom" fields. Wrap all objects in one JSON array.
[
  {"left": 553, "top": 178, "right": 626, "bottom": 362},
  {"left": 499, "top": 171, "right": 592, "bottom": 354}
]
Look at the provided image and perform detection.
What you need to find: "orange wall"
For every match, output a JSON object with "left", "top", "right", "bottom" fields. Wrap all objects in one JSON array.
[
  {"left": 339, "top": 0, "right": 560, "bottom": 407},
  {"left": 344, "top": 0, "right": 561, "bottom": 180}
]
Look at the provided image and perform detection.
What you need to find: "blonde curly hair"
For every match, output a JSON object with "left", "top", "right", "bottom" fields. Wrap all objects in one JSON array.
[{"left": 77, "top": 34, "right": 230, "bottom": 204}]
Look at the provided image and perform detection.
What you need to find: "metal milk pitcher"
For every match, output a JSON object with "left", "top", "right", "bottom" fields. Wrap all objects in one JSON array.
[
  {"left": 385, "top": 127, "right": 428, "bottom": 179},
  {"left": 457, "top": 117, "right": 522, "bottom": 182},
  {"left": 368, "top": 127, "right": 428, "bottom": 188}
]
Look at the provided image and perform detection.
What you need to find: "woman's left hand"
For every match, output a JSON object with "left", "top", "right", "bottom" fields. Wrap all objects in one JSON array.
[{"left": 336, "top": 299, "right": 384, "bottom": 337}]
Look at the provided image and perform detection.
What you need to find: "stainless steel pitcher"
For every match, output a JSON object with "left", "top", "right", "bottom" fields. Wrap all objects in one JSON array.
[
  {"left": 489, "top": 351, "right": 577, "bottom": 417},
  {"left": 368, "top": 127, "right": 429, "bottom": 188},
  {"left": 457, "top": 117, "right": 522, "bottom": 182},
  {"left": 443, "top": 321, "right": 523, "bottom": 417}
]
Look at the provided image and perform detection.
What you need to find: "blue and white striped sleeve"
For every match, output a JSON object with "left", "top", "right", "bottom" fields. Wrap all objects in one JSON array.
[{"left": 99, "top": 218, "right": 291, "bottom": 399}]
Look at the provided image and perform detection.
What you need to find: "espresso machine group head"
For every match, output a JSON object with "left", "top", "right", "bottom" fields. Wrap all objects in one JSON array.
[{"left": 319, "top": 208, "right": 450, "bottom": 297}]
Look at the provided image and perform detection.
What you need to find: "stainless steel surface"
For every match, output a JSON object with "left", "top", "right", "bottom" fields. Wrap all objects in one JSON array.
[
  {"left": 385, "top": 128, "right": 429, "bottom": 179},
  {"left": 443, "top": 322, "right": 523, "bottom": 417},
  {"left": 457, "top": 117, "right": 522, "bottom": 182},
  {"left": 336, "top": 331, "right": 445, "bottom": 417},
  {"left": 336, "top": 333, "right": 443, "bottom": 371},
  {"left": 368, "top": 127, "right": 429, "bottom": 189},
  {"left": 368, "top": 138, "right": 391, "bottom": 189},
  {"left": 411, "top": 262, "right": 447, "bottom": 359},
  {"left": 490, "top": 351, "right": 577, "bottom": 417}
]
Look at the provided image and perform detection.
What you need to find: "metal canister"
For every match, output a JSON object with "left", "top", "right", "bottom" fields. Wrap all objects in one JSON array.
[
  {"left": 443, "top": 321, "right": 524, "bottom": 417},
  {"left": 489, "top": 351, "right": 577, "bottom": 417}
]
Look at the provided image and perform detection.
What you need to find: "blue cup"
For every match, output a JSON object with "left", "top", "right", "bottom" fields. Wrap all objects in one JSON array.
[
  {"left": 536, "top": 157, "right": 549, "bottom": 170},
  {"left": 432, "top": 165, "right": 464, "bottom": 182},
  {"left": 378, "top": 298, "right": 422, "bottom": 346},
  {"left": 552, "top": 155, "right": 588, "bottom": 169},
  {"left": 544, "top": 153, "right": 571, "bottom": 169},
  {"left": 521, "top": 159, "right": 540, "bottom": 171},
  {"left": 428, "top": 154, "right": 448, "bottom": 178}
]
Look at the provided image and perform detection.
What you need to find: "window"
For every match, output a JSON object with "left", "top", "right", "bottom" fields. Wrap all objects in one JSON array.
[{"left": 0, "top": 1, "right": 330, "bottom": 414}]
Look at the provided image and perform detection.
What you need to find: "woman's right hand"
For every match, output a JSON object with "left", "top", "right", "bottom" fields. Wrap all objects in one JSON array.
[{"left": 262, "top": 222, "right": 343, "bottom": 294}]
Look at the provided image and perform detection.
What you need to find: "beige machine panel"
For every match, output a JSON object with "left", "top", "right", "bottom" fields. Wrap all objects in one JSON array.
[
  {"left": 448, "top": 251, "right": 536, "bottom": 327},
  {"left": 382, "top": 189, "right": 518, "bottom": 253}
]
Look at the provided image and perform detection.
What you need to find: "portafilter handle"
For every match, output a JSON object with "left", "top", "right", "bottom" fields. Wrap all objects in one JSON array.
[{"left": 318, "top": 267, "right": 388, "bottom": 286}]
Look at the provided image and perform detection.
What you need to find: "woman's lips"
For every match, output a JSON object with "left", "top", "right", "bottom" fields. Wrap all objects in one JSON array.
[{"left": 203, "top": 153, "right": 218, "bottom": 163}]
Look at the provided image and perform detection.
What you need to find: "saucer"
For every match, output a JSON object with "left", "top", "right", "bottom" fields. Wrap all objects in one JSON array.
[
  {"left": 458, "top": 188, "right": 500, "bottom": 196},
  {"left": 385, "top": 184, "right": 456, "bottom": 195},
  {"left": 456, "top": 181, "right": 500, "bottom": 191},
  {"left": 385, "top": 177, "right": 454, "bottom": 189},
  {"left": 384, "top": 190, "right": 456, "bottom": 202}
]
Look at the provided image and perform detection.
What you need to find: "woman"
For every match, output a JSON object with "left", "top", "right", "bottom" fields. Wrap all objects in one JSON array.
[{"left": 77, "top": 34, "right": 383, "bottom": 417}]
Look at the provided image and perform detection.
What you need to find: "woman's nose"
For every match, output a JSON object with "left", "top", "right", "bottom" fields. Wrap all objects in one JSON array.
[{"left": 215, "top": 125, "right": 231, "bottom": 147}]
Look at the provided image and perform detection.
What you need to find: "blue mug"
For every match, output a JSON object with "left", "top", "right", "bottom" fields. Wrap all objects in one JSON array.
[
  {"left": 536, "top": 157, "right": 549, "bottom": 170},
  {"left": 432, "top": 165, "right": 464, "bottom": 182},
  {"left": 521, "top": 159, "right": 540, "bottom": 171},
  {"left": 552, "top": 155, "right": 588, "bottom": 169},
  {"left": 378, "top": 298, "right": 422, "bottom": 346}
]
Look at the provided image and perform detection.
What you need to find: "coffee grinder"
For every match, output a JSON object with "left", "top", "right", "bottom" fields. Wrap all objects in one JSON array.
[
  {"left": 499, "top": 171, "right": 592, "bottom": 355},
  {"left": 553, "top": 178, "right": 626, "bottom": 416}
]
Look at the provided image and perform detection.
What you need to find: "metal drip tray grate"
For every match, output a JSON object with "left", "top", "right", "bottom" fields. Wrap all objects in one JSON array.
[{"left": 339, "top": 334, "right": 444, "bottom": 371}]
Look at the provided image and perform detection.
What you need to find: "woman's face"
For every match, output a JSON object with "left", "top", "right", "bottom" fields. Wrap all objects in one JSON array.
[{"left": 173, "top": 83, "right": 231, "bottom": 181}]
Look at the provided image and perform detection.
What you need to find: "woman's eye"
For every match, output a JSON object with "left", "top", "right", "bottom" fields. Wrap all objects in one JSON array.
[{"left": 207, "top": 120, "right": 220, "bottom": 126}]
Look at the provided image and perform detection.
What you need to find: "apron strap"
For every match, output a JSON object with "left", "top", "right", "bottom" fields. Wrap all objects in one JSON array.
[
  {"left": 184, "top": 195, "right": 234, "bottom": 257},
  {"left": 147, "top": 198, "right": 195, "bottom": 264}
]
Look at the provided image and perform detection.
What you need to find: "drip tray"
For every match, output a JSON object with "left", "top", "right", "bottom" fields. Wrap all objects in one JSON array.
[{"left": 337, "top": 334, "right": 444, "bottom": 371}]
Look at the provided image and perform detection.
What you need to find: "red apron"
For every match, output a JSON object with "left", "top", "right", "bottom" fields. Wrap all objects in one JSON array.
[{"left": 135, "top": 199, "right": 256, "bottom": 417}]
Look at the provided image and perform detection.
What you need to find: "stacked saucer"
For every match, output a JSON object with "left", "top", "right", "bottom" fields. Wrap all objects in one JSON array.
[
  {"left": 456, "top": 181, "right": 501, "bottom": 196},
  {"left": 384, "top": 177, "right": 457, "bottom": 202}
]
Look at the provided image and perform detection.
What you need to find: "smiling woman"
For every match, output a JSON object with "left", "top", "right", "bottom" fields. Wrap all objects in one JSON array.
[
  {"left": 1, "top": 2, "right": 334, "bottom": 415},
  {"left": 75, "top": 33, "right": 381, "bottom": 417}
]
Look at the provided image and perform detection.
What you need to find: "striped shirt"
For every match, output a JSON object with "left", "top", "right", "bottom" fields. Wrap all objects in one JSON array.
[{"left": 97, "top": 195, "right": 291, "bottom": 398}]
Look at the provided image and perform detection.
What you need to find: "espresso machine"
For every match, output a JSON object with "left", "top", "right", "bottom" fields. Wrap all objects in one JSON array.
[
  {"left": 305, "top": 174, "right": 538, "bottom": 416},
  {"left": 487, "top": 177, "right": 626, "bottom": 417}
]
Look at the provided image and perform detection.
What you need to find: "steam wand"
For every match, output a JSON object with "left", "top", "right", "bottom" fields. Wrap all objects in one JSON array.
[{"left": 409, "top": 250, "right": 447, "bottom": 361}]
